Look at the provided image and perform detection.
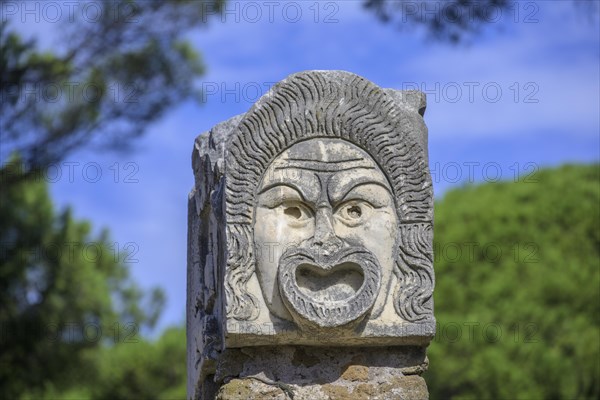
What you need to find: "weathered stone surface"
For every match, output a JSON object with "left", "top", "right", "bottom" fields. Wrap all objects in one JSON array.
[
  {"left": 216, "top": 375, "right": 429, "bottom": 400},
  {"left": 214, "top": 347, "right": 429, "bottom": 399},
  {"left": 188, "top": 70, "right": 434, "bottom": 399},
  {"left": 213, "top": 347, "right": 429, "bottom": 400}
]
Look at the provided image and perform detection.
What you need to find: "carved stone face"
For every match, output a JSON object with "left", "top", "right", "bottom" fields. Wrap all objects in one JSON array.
[{"left": 254, "top": 138, "right": 398, "bottom": 330}]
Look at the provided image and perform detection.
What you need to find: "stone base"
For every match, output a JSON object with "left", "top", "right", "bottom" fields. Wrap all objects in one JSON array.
[
  {"left": 204, "top": 346, "right": 428, "bottom": 400},
  {"left": 217, "top": 374, "right": 428, "bottom": 400}
]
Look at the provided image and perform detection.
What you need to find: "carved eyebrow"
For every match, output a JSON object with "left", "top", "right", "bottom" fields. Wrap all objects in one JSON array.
[
  {"left": 258, "top": 182, "right": 307, "bottom": 202},
  {"left": 330, "top": 178, "right": 393, "bottom": 205}
]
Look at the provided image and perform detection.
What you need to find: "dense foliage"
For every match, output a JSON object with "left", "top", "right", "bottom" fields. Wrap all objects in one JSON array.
[
  {"left": 1, "top": 0, "right": 223, "bottom": 185},
  {"left": 37, "top": 327, "right": 187, "bottom": 400},
  {"left": 425, "top": 163, "right": 600, "bottom": 399},
  {"left": 363, "top": 0, "right": 517, "bottom": 42},
  {"left": 362, "top": 0, "right": 598, "bottom": 43},
  {"left": 0, "top": 161, "right": 165, "bottom": 399}
]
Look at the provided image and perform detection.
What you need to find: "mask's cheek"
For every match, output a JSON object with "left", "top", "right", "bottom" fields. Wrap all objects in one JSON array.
[
  {"left": 333, "top": 206, "right": 398, "bottom": 317},
  {"left": 334, "top": 207, "right": 397, "bottom": 257},
  {"left": 253, "top": 206, "right": 314, "bottom": 306}
]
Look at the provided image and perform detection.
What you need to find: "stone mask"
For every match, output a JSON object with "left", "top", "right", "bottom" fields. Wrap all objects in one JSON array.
[
  {"left": 188, "top": 71, "right": 437, "bottom": 399},
  {"left": 254, "top": 139, "right": 398, "bottom": 330}
]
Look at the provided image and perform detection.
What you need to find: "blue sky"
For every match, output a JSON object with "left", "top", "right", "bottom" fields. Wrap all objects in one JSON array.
[{"left": 11, "top": 1, "right": 600, "bottom": 332}]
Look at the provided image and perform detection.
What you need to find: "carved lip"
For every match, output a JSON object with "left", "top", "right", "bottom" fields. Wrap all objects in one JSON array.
[{"left": 278, "top": 247, "right": 381, "bottom": 329}]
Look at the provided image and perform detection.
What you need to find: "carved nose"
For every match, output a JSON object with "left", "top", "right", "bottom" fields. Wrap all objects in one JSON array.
[{"left": 312, "top": 208, "right": 342, "bottom": 256}]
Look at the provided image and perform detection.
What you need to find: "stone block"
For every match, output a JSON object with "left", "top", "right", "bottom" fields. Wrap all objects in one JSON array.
[{"left": 187, "top": 71, "right": 435, "bottom": 399}]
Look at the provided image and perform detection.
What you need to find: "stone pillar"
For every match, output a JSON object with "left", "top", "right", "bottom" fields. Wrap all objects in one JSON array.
[{"left": 187, "top": 71, "right": 435, "bottom": 400}]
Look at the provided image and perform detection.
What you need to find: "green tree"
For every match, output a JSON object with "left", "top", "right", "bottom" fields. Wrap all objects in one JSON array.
[
  {"left": 425, "top": 164, "right": 600, "bottom": 399},
  {"left": 90, "top": 326, "right": 187, "bottom": 400},
  {"left": 0, "top": 1, "right": 223, "bottom": 397},
  {"left": 0, "top": 160, "right": 165, "bottom": 399},
  {"left": 16, "top": 326, "right": 188, "bottom": 400},
  {"left": 1, "top": 0, "right": 223, "bottom": 185},
  {"left": 363, "top": 0, "right": 599, "bottom": 43}
]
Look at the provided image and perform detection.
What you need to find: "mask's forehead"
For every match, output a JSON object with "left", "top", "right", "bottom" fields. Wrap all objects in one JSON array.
[
  {"left": 284, "top": 138, "right": 366, "bottom": 162},
  {"left": 268, "top": 138, "right": 381, "bottom": 170}
]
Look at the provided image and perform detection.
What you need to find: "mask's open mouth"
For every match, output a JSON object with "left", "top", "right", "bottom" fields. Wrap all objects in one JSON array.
[
  {"left": 278, "top": 247, "right": 382, "bottom": 329},
  {"left": 296, "top": 262, "right": 364, "bottom": 302}
]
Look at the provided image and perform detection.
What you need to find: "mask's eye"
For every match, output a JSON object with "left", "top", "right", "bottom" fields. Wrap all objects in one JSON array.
[
  {"left": 281, "top": 202, "right": 313, "bottom": 225},
  {"left": 335, "top": 200, "right": 373, "bottom": 226},
  {"left": 284, "top": 206, "right": 302, "bottom": 219}
]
